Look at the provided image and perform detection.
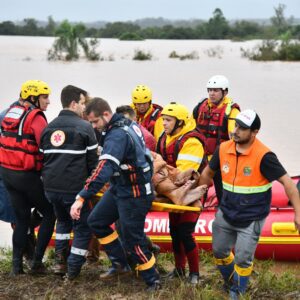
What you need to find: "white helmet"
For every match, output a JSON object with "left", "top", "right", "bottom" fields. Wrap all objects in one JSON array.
[{"left": 207, "top": 75, "right": 229, "bottom": 90}]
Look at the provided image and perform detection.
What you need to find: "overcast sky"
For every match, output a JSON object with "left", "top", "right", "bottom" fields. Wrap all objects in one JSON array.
[{"left": 1, "top": 0, "right": 299, "bottom": 22}]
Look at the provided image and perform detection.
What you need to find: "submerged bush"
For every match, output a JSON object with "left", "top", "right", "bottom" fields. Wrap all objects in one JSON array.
[
  {"left": 241, "top": 39, "right": 300, "bottom": 61},
  {"left": 133, "top": 49, "right": 152, "bottom": 60},
  {"left": 169, "top": 50, "right": 199, "bottom": 60}
]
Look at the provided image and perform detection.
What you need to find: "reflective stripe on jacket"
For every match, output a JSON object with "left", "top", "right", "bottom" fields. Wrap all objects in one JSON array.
[
  {"left": 219, "top": 138, "right": 272, "bottom": 226},
  {"left": 157, "top": 120, "right": 206, "bottom": 172}
]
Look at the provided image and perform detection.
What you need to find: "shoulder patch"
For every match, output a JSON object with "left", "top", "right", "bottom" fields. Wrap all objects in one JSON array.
[{"left": 50, "top": 130, "right": 65, "bottom": 147}]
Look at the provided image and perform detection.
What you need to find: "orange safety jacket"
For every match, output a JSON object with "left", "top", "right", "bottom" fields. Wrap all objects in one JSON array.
[
  {"left": 219, "top": 138, "right": 272, "bottom": 226},
  {"left": 0, "top": 105, "right": 46, "bottom": 171},
  {"left": 193, "top": 98, "right": 240, "bottom": 155}
]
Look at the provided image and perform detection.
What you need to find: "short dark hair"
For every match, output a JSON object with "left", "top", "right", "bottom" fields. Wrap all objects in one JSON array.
[
  {"left": 116, "top": 105, "right": 136, "bottom": 119},
  {"left": 61, "top": 85, "right": 87, "bottom": 108},
  {"left": 85, "top": 97, "right": 112, "bottom": 116}
]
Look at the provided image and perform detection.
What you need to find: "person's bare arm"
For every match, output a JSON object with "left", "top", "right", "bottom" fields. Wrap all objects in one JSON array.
[
  {"left": 199, "top": 165, "right": 215, "bottom": 187},
  {"left": 278, "top": 174, "right": 300, "bottom": 232}
]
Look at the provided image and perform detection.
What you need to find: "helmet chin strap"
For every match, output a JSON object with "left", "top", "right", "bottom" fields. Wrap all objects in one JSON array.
[
  {"left": 25, "top": 96, "right": 40, "bottom": 109},
  {"left": 170, "top": 119, "right": 184, "bottom": 136}
]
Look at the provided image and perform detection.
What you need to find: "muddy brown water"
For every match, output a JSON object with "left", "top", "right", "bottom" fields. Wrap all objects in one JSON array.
[{"left": 0, "top": 36, "right": 299, "bottom": 247}]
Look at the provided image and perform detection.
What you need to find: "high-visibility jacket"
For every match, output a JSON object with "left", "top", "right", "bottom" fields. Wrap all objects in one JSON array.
[
  {"left": 0, "top": 105, "right": 46, "bottom": 171},
  {"left": 219, "top": 138, "right": 272, "bottom": 226},
  {"left": 157, "top": 120, "right": 205, "bottom": 172},
  {"left": 193, "top": 97, "right": 240, "bottom": 156}
]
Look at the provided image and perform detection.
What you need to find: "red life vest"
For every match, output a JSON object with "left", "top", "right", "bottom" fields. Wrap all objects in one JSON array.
[
  {"left": 0, "top": 105, "right": 46, "bottom": 171},
  {"left": 137, "top": 103, "right": 162, "bottom": 135},
  {"left": 157, "top": 130, "right": 207, "bottom": 171},
  {"left": 194, "top": 98, "right": 240, "bottom": 155}
]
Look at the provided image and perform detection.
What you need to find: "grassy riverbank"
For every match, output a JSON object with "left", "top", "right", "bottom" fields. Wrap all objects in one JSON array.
[{"left": 0, "top": 248, "right": 300, "bottom": 299}]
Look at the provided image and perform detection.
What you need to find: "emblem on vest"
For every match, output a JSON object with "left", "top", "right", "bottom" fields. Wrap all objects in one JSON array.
[
  {"left": 132, "top": 124, "right": 142, "bottom": 137},
  {"left": 50, "top": 130, "right": 65, "bottom": 147},
  {"left": 222, "top": 162, "right": 230, "bottom": 174},
  {"left": 243, "top": 166, "right": 252, "bottom": 176}
]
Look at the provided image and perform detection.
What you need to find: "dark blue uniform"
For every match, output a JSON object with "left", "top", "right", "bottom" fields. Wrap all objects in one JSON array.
[
  {"left": 40, "top": 109, "right": 98, "bottom": 275},
  {"left": 78, "top": 113, "right": 159, "bottom": 287}
]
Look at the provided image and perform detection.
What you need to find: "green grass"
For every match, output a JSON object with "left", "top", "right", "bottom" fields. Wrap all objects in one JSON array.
[{"left": 0, "top": 249, "right": 299, "bottom": 299}]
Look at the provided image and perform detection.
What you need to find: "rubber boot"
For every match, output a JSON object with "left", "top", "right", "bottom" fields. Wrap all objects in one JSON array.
[
  {"left": 229, "top": 266, "right": 251, "bottom": 299},
  {"left": 217, "top": 261, "right": 234, "bottom": 291}
]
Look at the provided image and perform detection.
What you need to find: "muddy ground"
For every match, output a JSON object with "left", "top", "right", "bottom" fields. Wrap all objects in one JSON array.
[{"left": 0, "top": 250, "right": 299, "bottom": 300}]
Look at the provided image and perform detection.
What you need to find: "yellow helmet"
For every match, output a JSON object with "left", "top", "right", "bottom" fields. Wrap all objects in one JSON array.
[
  {"left": 161, "top": 102, "right": 189, "bottom": 124},
  {"left": 132, "top": 85, "right": 152, "bottom": 104},
  {"left": 21, "top": 80, "right": 51, "bottom": 99}
]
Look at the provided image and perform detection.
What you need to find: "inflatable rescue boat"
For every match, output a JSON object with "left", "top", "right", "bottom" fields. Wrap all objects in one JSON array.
[{"left": 47, "top": 176, "right": 300, "bottom": 261}]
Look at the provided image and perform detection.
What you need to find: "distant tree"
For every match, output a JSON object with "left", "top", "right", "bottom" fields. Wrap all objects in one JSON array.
[
  {"left": 22, "top": 18, "right": 40, "bottom": 36},
  {"left": 119, "top": 32, "right": 143, "bottom": 40},
  {"left": 0, "top": 21, "right": 18, "bottom": 35},
  {"left": 230, "top": 21, "right": 263, "bottom": 39},
  {"left": 205, "top": 8, "right": 229, "bottom": 39},
  {"left": 99, "top": 22, "right": 140, "bottom": 38},
  {"left": 44, "top": 16, "right": 56, "bottom": 36},
  {"left": 270, "top": 4, "right": 289, "bottom": 35},
  {"left": 48, "top": 20, "right": 100, "bottom": 61}
]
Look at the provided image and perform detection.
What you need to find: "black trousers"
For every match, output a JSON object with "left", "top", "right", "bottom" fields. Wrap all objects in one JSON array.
[{"left": 1, "top": 168, "right": 55, "bottom": 261}]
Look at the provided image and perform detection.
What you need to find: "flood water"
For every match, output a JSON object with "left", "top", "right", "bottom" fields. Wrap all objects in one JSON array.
[{"left": 0, "top": 36, "right": 299, "bottom": 246}]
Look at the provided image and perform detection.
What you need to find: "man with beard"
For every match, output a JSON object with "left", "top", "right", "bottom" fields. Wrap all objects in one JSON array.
[
  {"left": 70, "top": 97, "right": 160, "bottom": 290},
  {"left": 198, "top": 109, "right": 300, "bottom": 299}
]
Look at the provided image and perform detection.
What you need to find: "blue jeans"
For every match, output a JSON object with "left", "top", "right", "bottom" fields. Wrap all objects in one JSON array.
[{"left": 46, "top": 191, "right": 92, "bottom": 269}]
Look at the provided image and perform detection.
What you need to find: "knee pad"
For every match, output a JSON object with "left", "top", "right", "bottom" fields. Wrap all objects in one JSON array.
[{"left": 214, "top": 252, "right": 234, "bottom": 266}]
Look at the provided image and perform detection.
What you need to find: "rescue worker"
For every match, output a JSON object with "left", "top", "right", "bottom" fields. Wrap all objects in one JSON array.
[
  {"left": 0, "top": 80, "right": 56, "bottom": 275},
  {"left": 0, "top": 97, "right": 47, "bottom": 263},
  {"left": 157, "top": 102, "right": 206, "bottom": 285},
  {"left": 199, "top": 109, "right": 300, "bottom": 299},
  {"left": 40, "top": 85, "right": 98, "bottom": 279},
  {"left": 116, "top": 105, "right": 156, "bottom": 151},
  {"left": 70, "top": 97, "right": 161, "bottom": 290},
  {"left": 131, "top": 84, "right": 164, "bottom": 140},
  {"left": 193, "top": 75, "right": 240, "bottom": 203}
]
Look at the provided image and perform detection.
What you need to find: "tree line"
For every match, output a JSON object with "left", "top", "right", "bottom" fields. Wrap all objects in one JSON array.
[{"left": 0, "top": 6, "right": 299, "bottom": 40}]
